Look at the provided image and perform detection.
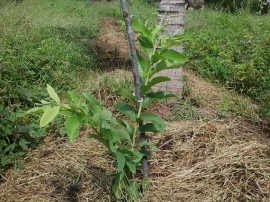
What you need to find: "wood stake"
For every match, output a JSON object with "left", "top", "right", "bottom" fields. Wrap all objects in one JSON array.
[{"left": 120, "top": 0, "right": 148, "bottom": 178}]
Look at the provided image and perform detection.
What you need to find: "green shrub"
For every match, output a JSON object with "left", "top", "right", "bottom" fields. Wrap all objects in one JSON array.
[{"left": 205, "top": 0, "right": 269, "bottom": 14}]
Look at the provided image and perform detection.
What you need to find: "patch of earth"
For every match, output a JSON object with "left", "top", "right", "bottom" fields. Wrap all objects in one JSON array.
[{"left": 82, "top": 17, "right": 130, "bottom": 70}]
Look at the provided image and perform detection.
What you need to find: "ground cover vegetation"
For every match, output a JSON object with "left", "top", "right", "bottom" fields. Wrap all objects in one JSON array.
[
  {"left": 184, "top": 8, "right": 270, "bottom": 120},
  {"left": 206, "top": 0, "right": 269, "bottom": 14},
  {"left": 0, "top": 0, "right": 156, "bottom": 168}
]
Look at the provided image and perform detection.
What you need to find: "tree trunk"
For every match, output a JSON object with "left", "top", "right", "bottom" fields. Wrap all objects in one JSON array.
[{"left": 155, "top": 0, "right": 185, "bottom": 96}]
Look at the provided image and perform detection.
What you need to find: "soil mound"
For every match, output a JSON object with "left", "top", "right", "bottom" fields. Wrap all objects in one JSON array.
[{"left": 92, "top": 17, "right": 130, "bottom": 69}]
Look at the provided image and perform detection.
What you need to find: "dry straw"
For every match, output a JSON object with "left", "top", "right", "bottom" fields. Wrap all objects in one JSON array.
[{"left": 1, "top": 119, "right": 269, "bottom": 202}]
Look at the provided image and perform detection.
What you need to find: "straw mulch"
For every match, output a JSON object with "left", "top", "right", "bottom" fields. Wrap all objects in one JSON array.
[
  {"left": 145, "top": 120, "right": 270, "bottom": 202},
  {"left": 0, "top": 119, "right": 269, "bottom": 202},
  {"left": 0, "top": 135, "right": 113, "bottom": 202},
  {"left": 90, "top": 17, "right": 130, "bottom": 70}
]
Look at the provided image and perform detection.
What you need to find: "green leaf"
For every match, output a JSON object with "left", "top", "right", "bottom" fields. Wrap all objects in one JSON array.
[
  {"left": 83, "top": 93, "right": 102, "bottom": 115},
  {"left": 151, "top": 53, "right": 163, "bottom": 64},
  {"left": 150, "top": 60, "right": 177, "bottom": 77},
  {"left": 126, "top": 161, "right": 136, "bottom": 174},
  {"left": 160, "top": 33, "right": 183, "bottom": 49},
  {"left": 141, "top": 76, "right": 171, "bottom": 94},
  {"left": 99, "top": 109, "right": 112, "bottom": 122},
  {"left": 15, "top": 151, "right": 25, "bottom": 157},
  {"left": 136, "top": 50, "right": 149, "bottom": 79},
  {"left": 30, "top": 128, "right": 46, "bottom": 138},
  {"left": 41, "top": 105, "right": 51, "bottom": 112},
  {"left": 116, "top": 103, "right": 137, "bottom": 121},
  {"left": 138, "top": 35, "right": 153, "bottom": 58},
  {"left": 139, "top": 149, "right": 151, "bottom": 157},
  {"left": 150, "top": 24, "right": 164, "bottom": 41},
  {"left": 139, "top": 112, "right": 164, "bottom": 123},
  {"left": 4, "top": 143, "right": 15, "bottom": 153},
  {"left": 100, "top": 125, "right": 118, "bottom": 153},
  {"left": 64, "top": 114, "right": 81, "bottom": 142},
  {"left": 65, "top": 91, "right": 85, "bottom": 110},
  {"left": 140, "top": 123, "right": 159, "bottom": 133},
  {"left": 109, "top": 139, "right": 117, "bottom": 153},
  {"left": 40, "top": 106, "right": 60, "bottom": 128},
  {"left": 159, "top": 49, "right": 188, "bottom": 62},
  {"left": 130, "top": 150, "right": 143, "bottom": 163},
  {"left": 116, "top": 151, "right": 126, "bottom": 172},
  {"left": 132, "top": 18, "right": 152, "bottom": 40},
  {"left": 112, "top": 172, "right": 124, "bottom": 199},
  {"left": 139, "top": 113, "right": 166, "bottom": 133},
  {"left": 93, "top": 109, "right": 112, "bottom": 125},
  {"left": 89, "top": 134, "right": 109, "bottom": 149},
  {"left": 154, "top": 60, "right": 183, "bottom": 76},
  {"left": 65, "top": 91, "right": 78, "bottom": 102},
  {"left": 150, "top": 50, "right": 188, "bottom": 77},
  {"left": 59, "top": 110, "right": 73, "bottom": 117},
  {"left": 40, "top": 100, "right": 50, "bottom": 105},
  {"left": 25, "top": 107, "right": 42, "bottom": 115},
  {"left": 100, "top": 122, "right": 112, "bottom": 138},
  {"left": 110, "top": 130, "right": 120, "bottom": 143},
  {"left": 1, "top": 156, "right": 11, "bottom": 167},
  {"left": 138, "top": 140, "right": 157, "bottom": 150},
  {"left": 142, "top": 91, "right": 176, "bottom": 108},
  {"left": 114, "top": 128, "right": 130, "bottom": 141},
  {"left": 46, "top": 84, "right": 60, "bottom": 104},
  {"left": 147, "top": 91, "right": 176, "bottom": 99},
  {"left": 142, "top": 178, "right": 149, "bottom": 190},
  {"left": 18, "top": 139, "right": 30, "bottom": 149},
  {"left": 117, "top": 119, "right": 134, "bottom": 134},
  {"left": 78, "top": 106, "right": 89, "bottom": 117},
  {"left": 115, "top": 89, "right": 135, "bottom": 103}
]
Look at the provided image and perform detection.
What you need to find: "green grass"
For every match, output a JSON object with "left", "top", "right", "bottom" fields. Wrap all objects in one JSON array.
[
  {"left": 184, "top": 9, "right": 270, "bottom": 119},
  {"left": 0, "top": 0, "right": 156, "bottom": 168},
  {"left": 0, "top": 0, "right": 156, "bottom": 90}
]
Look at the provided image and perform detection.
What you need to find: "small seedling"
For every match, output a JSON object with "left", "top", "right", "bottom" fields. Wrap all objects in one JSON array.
[{"left": 27, "top": 18, "right": 187, "bottom": 200}]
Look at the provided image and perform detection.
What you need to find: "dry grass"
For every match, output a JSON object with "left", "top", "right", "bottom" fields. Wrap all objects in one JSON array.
[
  {"left": 183, "top": 70, "right": 261, "bottom": 121},
  {"left": 1, "top": 119, "right": 269, "bottom": 202},
  {"left": 145, "top": 120, "right": 270, "bottom": 202},
  {"left": 90, "top": 17, "right": 130, "bottom": 70},
  {"left": 0, "top": 136, "right": 114, "bottom": 202}
]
